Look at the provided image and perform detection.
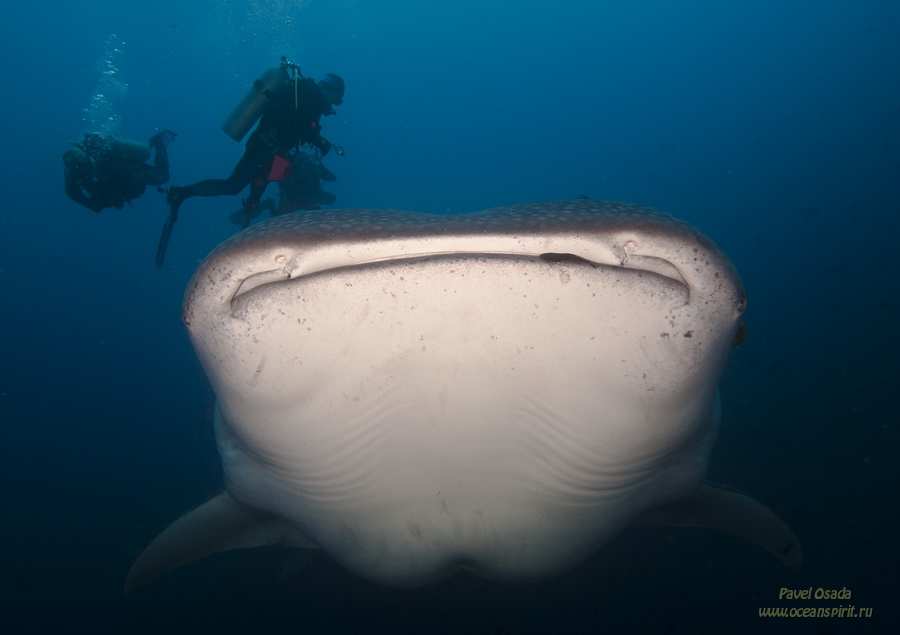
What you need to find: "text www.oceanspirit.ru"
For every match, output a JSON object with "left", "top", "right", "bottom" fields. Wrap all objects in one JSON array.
[{"left": 759, "top": 606, "right": 873, "bottom": 618}]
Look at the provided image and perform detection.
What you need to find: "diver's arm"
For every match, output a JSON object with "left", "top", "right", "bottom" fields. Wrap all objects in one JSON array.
[
  {"left": 65, "top": 170, "right": 103, "bottom": 212},
  {"left": 318, "top": 164, "right": 337, "bottom": 182},
  {"left": 312, "top": 135, "right": 331, "bottom": 157}
]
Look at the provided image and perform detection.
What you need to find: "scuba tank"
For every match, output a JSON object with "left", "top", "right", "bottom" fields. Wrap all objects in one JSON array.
[
  {"left": 80, "top": 133, "right": 150, "bottom": 163},
  {"left": 111, "top": 138, "right": 151, "bottom": 163},
  {"left": 221, "top": 66, "right": 291, "bottom": 142}
]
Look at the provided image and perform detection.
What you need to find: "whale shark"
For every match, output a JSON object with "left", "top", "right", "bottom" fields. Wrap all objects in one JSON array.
[{"left": 125, "top": 199, "right": 800, "bottom": 593}]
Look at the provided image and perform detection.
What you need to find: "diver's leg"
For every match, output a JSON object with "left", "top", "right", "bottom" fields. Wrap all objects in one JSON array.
[
  {"left": 173, "top": 153, "right": 260, "bottom": 198},
  {"left": 240, "top": 177, "right": 270, "bottom": 227},
  {"left": 167, "top": 131, "right": 274, "bottom": 213}
]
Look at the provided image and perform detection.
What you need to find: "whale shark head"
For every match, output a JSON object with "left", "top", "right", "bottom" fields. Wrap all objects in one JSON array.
[{"left": 125, "top": 199, "right": 799, "bottom": 593}]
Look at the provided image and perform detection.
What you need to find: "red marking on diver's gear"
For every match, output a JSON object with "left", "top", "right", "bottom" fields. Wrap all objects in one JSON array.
[{"left": 267, "top": 155, "right": 292, "bottom": 182}]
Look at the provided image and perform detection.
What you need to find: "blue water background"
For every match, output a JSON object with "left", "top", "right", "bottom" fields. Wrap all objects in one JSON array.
[{"left": 1, "top": 1, "right": 897, "bottom": 633}]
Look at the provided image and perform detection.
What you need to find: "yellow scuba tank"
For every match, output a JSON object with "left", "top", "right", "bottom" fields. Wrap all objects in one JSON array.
[{"left": 221, "top": 66, "right": 291, "bottom": 142}]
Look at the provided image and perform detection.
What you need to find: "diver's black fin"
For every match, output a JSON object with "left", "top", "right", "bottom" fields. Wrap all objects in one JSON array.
[{"left": 155, "top": 207, "right": 178, "bottom": 268}]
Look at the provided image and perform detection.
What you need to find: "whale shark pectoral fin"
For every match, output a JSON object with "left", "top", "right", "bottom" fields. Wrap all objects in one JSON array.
[
  {"left": 635, "top": 483, "right": 802, "bottom": 570},
  {"left": 124, "top": 490, "right": 316, "bottom": 595}
]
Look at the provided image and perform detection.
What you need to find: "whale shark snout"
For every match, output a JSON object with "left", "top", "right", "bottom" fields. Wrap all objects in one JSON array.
[{"left": 125, "top": 199, "right": 799, "bottom": 594}]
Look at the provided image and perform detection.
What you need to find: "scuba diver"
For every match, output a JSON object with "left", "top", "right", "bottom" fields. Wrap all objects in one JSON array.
[
  {"left": 157, "top": 57, "right": 345, "bottom": 267},
  {"left": 228, "top": 149, "right": 337, "bottom": 227},
  {"left": 63, "top": 130, "right": 177, "bottom": 212}
]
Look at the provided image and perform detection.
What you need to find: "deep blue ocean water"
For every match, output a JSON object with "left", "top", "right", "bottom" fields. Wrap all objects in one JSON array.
[{"left": 1, "top": 1, "right": 898, "bottom": 633}]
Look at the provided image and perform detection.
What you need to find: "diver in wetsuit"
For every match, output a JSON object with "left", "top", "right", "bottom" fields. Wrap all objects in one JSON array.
[
  {"left": 157, "top": 61, "right": 344, "bottom": 266},
  {"left": 63, "top": 130, "right": 176, "bottom": 212},
  {"left": 230, "top": 149, "right": 338, "bottom": 227},
  {"left": 272, "top": 150, "right": 337, "bottom": 215}
]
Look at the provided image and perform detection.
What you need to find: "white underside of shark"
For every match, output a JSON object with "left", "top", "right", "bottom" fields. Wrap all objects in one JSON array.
[{"left": 125, "top": 199, "right": 800, "bottom": 593}]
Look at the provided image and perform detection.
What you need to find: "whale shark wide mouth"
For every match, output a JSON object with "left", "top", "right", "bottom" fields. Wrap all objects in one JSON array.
[
  {"left": 183, "top": 200, "right": 744, "bottom": 323},
  {"left": 227, "top": 247, "right": 692, "bottom": 308}
]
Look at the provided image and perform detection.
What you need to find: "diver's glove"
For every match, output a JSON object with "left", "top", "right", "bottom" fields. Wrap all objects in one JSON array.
[{"left": 150, "top": 129, "right": 178, "bottom": 147}]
